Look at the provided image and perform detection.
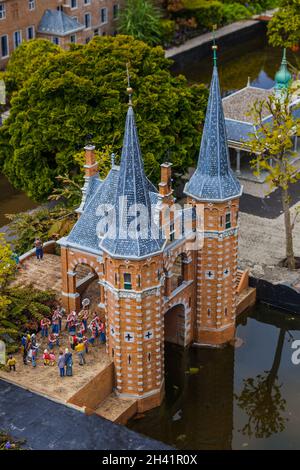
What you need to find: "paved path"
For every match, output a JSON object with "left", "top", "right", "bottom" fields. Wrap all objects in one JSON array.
[
  {"left": 0, "top": 379, "right": 169, "bottom": 450},
  {"left": 165, "top": 20, "right": 259, "bottom": 59}
]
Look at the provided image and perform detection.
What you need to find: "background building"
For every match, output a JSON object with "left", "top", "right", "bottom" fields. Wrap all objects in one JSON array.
[{"left": 0, "top": 0, "right": 121, "bottom": 69}]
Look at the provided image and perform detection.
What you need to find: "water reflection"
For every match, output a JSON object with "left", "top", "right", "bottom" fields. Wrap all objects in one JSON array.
[
  {"left": 0, "top": 174, "right": 36, "bottom": 228},
  {"left": 128, "top": 305, "right": 300, "bottom": 449}
]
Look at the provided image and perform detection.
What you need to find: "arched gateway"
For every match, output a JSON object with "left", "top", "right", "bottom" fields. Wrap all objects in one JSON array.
[{"left": 58, "top": 57, "right": 242, "bottom": 413}]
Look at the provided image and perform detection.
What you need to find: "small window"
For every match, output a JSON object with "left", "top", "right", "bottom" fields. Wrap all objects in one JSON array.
[
  {"left": 52, "top": 37, "right": 60, "bottom": 45},
  {"left": 128, "top": 354, "right": 131, "bottom": 365},
  {"left": 137, "top": 274, "right": 141, "bottom": 288},
  {"left": 14, "top": 31, "right": 22, "bottom": 48},
  {"left": 225, "top": 212, "right": 231, "bottom": 229},
  {"left": 85, "top": 12, "right": 91, "bottom": 28},
  {"left": 100, "top": 7, "right": 108, "bottom": 24},
  {"left": 0, "top": 35, "right": 8, "bottom": 58},
  {"left": 84, "top": 0, "right": 91, "bottom": 4},
  {"left": 28, "top": 0, "right": 35, "bottom": 11},
  {"left": 70, "top": 34, "right": 76, "bottom": 44},
  {"left": 112, "top": 348, "right": 114, "bottom": 358},
  {"left": 113, "top": 4, "right": 119, "bottom": 19},
  {"left": 71, "top": 0, "right": 77, "bottom": 8},
  {"left": 124, "top": 273, "right": 132, "bottom": 290},
  {"left": 114, "top": 273, "right": 118, "bottom": 286},
  {"left": 27, "top": 26, "right": 35, "bottom": 40},
  {"left": 147, "top": 352, "right": 151, "bottom": 362},
  {"left": 170, "top": 222, "right": 175, "bottom": 241},
  {"left": 94, "top": 28, "right": 99, "bottom": 36},
  {"left": 220, "top": 215, "right": 223, "bottom": 227},
  {"left": 0, "top": 3, "right": 6, "bottom": 19},
  {"left": 189, "top": 297, "right": 191, "bottom": 308},
  {"left": 224, "top": 307, "right": 228, "bottom": 316},
  {"left": 207, "top": 308, "right": 211, "bottom": 318}
]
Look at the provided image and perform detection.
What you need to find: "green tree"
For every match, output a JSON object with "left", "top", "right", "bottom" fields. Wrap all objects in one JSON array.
[
  {"left": 118, "top": 0, "right": 162, "bottom": 45},
  {"left": 268, "top": 0, "right": 300, "bottom": 48},
  {"left": 0, "top": 36, "right": 208, "bottom": 201},
  {"left": 0, "top": 234, "right": 16, "bottom": 310},
  {"left": 246, "top": 89, "right": 300, "bottom": 270}
]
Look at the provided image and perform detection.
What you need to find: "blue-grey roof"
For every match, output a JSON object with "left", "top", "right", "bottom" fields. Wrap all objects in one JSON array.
[
  {"left": 225, "top": 119, "right": 255, "bottom": 143},
  {"left": 66, "top": 168, "right": 120, "bottom": 254},
  {"left": 38, "top": 9, "right": 85, "bottom": 36},
  {"left": 185, "top": 66, "right": 242, "bottom": 202},
  {"left": 101, "top": 106, "right": 164, "bottom": 258}
]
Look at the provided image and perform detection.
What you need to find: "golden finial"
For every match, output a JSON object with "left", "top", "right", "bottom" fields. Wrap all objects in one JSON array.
[
  {"left": 212, "top": 25, "right": 218, "bottom": 66},
  {"left": 126, "top": 62, "right": 133, "bottom": 105}
]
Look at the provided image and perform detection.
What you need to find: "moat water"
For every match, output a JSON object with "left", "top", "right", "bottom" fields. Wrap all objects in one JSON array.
[{"left": 128, "top": 304, "right": 300, "bottom": 450}]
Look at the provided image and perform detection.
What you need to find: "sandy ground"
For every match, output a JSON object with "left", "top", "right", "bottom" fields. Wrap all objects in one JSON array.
[
  {"left": 0, "top": 324, "right": 111, "bottom": 403},
  {"left": 239, "top": 203, "right": 300, "bottom": 284}
]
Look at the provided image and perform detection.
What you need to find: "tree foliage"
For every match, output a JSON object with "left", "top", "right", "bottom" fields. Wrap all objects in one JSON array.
[
  {"left": 0, "top": 234, "right": 16, "bottom": 310},
  {"left": 246, "top": 88, "right": 300, "bottom": 269},
  {"left": 0, "top": 37, "right": 208, "bottom": 202},
  {"left": 118, "top": 0, "right": 163, "bottom": 45},
  {"left": 268, "top": 0, "right": 300, "bottom": 47}
]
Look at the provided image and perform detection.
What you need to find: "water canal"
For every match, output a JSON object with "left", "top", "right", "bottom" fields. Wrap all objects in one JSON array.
[{"left": 128, "top": 304, "right": 300, "bottom": 449}]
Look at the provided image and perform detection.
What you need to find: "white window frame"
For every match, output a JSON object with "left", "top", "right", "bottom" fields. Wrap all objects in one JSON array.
[
  {"left": 52, "top": 37, "right": 60, "bottom": 45},
  {"left": 70, "top": 0, "right": 78, "bottom": 9},
  {"left": 26, "top": 25, "right": 35, "bottom": 40},
  {"left": 28, "top": 0, "right": 35, "bottom": 11},
  {"left": 100, "top": 7, "right": 108, "bottom": 25},
  {"left": 0, "top": 34, "right": 9, "bottom": 58},
  {"left": 70, "top": 34, "right": 76, "bottom": 44},
  {"left": 84, "top": 12, "right": 92, "bottom": 29},
  {"left": 84, "top": 0, "right": 91, "bottom": 4},
  {"left": 13, "top": 30, "right": 22, "bottom": 49},
  {"left": 0, "top": 3, "right": 6, "bottom": 20}
]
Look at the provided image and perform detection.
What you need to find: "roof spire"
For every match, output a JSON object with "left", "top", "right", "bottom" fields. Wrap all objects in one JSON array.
[
  {"left": 126, "top": 62, "right": 133, "bottom": 106},
  {"left": 212, "top": 25, "right": 218, "bottom": 67},
  {"left": 275, "top": 48, "right": 292, "bottom": 92},
  {"left": 184, "top": 53, "right": 242, "bottom": 202}
]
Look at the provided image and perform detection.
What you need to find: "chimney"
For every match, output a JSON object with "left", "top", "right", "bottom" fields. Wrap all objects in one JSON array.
[
  {"left": 159, "top": 162, "right": 173, "bottom": 199},
  {"left": 84, "top": 145, "right": 98, "bottom": 178}
]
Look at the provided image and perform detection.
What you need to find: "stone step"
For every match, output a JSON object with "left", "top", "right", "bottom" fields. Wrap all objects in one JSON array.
[{"left": 94, "top": 392, "right": 137, "bottom": 425}]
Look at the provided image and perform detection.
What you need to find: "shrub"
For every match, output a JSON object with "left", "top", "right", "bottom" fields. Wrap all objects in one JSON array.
[
  {"left": 222, "top": 2, "right": 252, "bottom": 24},
  {"left": 182, "top": 0, "right": 224, "bottom": 30},
  {"left": 161, "top": 18, "right": 177, "bottom": 43}
]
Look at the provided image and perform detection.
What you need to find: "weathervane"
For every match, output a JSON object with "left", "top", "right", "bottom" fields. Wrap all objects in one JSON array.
[
  {"left": 212, "top": 24, "right": 218, "bottom": 67},
  {"left": 126, "top": 62, "right": 133, "bottom": 106}
]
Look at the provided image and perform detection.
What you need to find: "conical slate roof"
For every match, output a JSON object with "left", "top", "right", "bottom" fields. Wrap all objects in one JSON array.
[
  {"left": 101, "top": 106, "right": 164, "bottom": 258},
  {"left": 185, "top": 65, "right": 242, "bottom": 202}
]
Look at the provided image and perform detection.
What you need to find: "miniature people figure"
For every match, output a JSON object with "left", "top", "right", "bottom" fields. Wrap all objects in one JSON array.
[
  {"left": 7, "top": 355, "right": 16, "bottom": 371},
  {"left": 91, "top": 313, "right": 100, "bottom": 337},
  {"left": 69, "top": 333, "right": 79, "bottom": 351},
  {"left": 49, "top": 352, "right": 56, "bottom": 366},
  {"left": 31, "top": 346, "right": 37, "bottom": 367},
  {"left": 34, "top": 238, "right": 43, "bottom": 261},
  {"left": 82, "top": 308, "right": 89, "bottom": 333},
  {"left": 21, "top": 334, "right": 28, "bottom": 365},
  {"left": 48, "top": 333, "right": 59, "bottom": 350},
  {"left": 31, "top": 333, "right": 37, "bottom": 348},
  {"left": 75, "top": 339, "right": 86, "bottom": 365},
  {"left": 40, "top": 317, "right": 50, "bottom": 337},
  {"left": 66, "top": 311, "right": 77, "bottom": 334},
  {"left": 58, "top": 351, "right": 65, "bottom": 377},
  {"left": 64, "top": 348, "right": 73, "bottom": 376},
  {"left": 43, "top": 349, "right": 50, "bottom": 366},
  {"left": 51, "top": 309, "right": 60, "bottom": 334},
  {"left": 57, "top": 306, "right": 65, "bottom": 331},
  {"left": 99, "top": 320, "right": 106, "bottom": 344},
  {"left": 83, "top": 335, "right": 89, "bottom": 354}
]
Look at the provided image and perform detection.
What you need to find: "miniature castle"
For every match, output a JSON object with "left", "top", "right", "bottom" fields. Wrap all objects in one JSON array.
[{"left": 58, "top": 51, "right": 243, "bottom": 412}]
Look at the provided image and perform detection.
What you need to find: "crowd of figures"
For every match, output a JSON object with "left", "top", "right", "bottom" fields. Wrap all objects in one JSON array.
[{"left": 19, "top": 302, "right": 106, "bottom": 378}]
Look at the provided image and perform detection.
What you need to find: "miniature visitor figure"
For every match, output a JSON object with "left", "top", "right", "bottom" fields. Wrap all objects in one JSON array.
[
  {"left": 83, "top": 335, "right": 89, "bottom": 354},
  {"left": 69, "top": 333, "right": 79, "bottom": 351},
  {"left": 21, "top": 334, "right": 28, "bottom": 365},
  {"left": 99, "top": 320, "right": 106, "bottom": 344},
  {"left": 57, "top": 305, "right": 65, "bottom": 331},
  {"left": 49, "top": 352, "right": 56, "bottom": 366},
  {"left": 7, "top": 355, "right": 16, "bottom": 372},
  {"left": 58, "top": 351, "right": 65, "bottom": 377},
  {"left": 31, "top": 333, "right": 37, "bottom": 348},
  {"left": 31, "top": 346, "right": 37, "bottom": 367},
  {"left": 48, "top": 332, "right": 59, "bottom": 350},
  {"left": 51, "top": 309, "right": 61, "bottom": 334},
  {"left": 66, "top": 311, "right": 77, "bottom": 334},
  {"left": 34, "top": 238, "right": 43, "bottom": 261},
  {"left": 43, "top": 349, "right": 50, "bottom": 366},
  {"left": 40, "top": 317, "right": 50, "bottom": 337},
  {"left": 75, "top": 339, "right": 86, "bottom": 365},
  {"left": 64, "top": 348, "right": 73, "bottom": 376}
]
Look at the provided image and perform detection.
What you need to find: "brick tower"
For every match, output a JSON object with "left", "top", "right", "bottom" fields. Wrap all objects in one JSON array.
[
  {"left": 184, "top": 48, "right": 242, "bottom": 346},
  {"left": 100, "top": 97, "right": 166, "bottom": 412}
]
